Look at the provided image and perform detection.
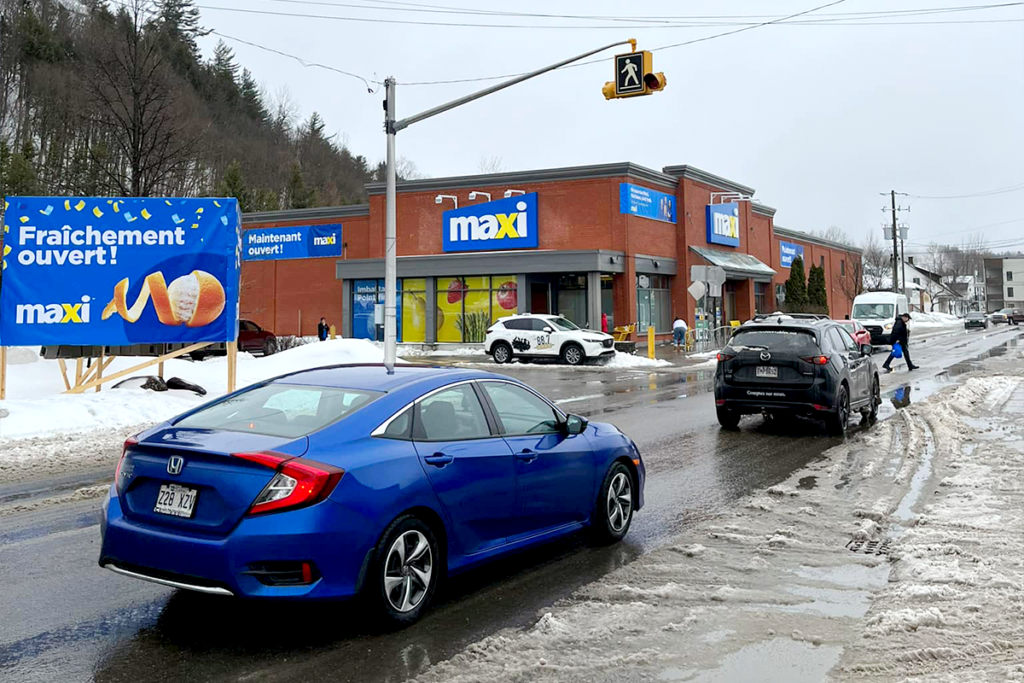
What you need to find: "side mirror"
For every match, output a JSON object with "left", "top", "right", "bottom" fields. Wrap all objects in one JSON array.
[
  {"left": 564, "top": 413, "right": 588, "bottom": 435},
  {"left": 861, "top": 344, "right": 873, "bottom": 356},
  {"left": 543, "top": 327, "right": 554, "bottom": 334}
]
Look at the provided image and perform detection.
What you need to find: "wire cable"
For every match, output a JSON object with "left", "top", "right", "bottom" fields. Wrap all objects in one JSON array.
[{"left": 907, "top": 183, "right": 1024, "bottom": 199}]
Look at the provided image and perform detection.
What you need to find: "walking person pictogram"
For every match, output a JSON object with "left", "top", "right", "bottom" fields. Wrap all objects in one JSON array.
[{"left": 621, "top": 60, "right": 640, "bottom": 87}]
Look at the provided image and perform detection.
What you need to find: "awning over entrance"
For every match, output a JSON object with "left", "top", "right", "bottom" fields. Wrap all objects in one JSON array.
[{"left": 690, "top": 246, "right": 776, "bottom": 282}]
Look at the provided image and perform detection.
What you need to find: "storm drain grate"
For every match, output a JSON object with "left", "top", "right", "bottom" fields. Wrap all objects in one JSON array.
[{"left": 845, "top": 539, "right": 891, "bottom": 556}]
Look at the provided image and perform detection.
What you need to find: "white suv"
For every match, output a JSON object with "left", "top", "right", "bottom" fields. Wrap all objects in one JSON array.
[{"left": 485, "top": 314, "right": 615, "bottom": 365}]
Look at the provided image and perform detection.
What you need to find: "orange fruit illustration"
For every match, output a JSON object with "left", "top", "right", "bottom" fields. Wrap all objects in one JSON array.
[{"left": 167, "top": 270, "right": 226, "bottom": 327}]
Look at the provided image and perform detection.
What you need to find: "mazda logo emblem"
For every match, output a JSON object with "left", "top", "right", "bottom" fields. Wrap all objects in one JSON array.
[
  {"left": 167, "top": 456, "right": 185, "bottom": 475},
  {"left": 760, "top": 351, "right": 772, "bottom": 362}
]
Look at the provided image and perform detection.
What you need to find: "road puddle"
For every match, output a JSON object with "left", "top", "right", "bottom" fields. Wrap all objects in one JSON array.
[{"left": 662, "top": 638, "right": 842, "bottom": 682}]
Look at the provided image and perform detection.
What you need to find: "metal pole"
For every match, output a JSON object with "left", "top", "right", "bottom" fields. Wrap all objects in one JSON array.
[
  {"left": 890, "top": 190, "right": 900, "bottom": 294},
  {"left": 900, "top": 235, "right": 907, "bottom": 298},
  {"left": 384, "top": 77, "right": 398, "bottom": 373}
]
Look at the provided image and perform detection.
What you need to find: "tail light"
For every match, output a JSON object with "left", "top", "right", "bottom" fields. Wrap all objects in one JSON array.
[
  {"left": 802, "top": 355, "right": 830, "bottom": 366},
  {"left": 716, "top": 352, "right": 735, "bottom": 362},
  {"left": 234, "top": 452, "right": 344, "bottom": 516},
  {"left": 114, "top": 436, "right": 139, "bottom": 494}
]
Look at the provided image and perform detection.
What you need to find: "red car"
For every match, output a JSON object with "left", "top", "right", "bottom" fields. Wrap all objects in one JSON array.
[
  {"left": 238, "top": 319, "right": 278, "bottom": 355},
  {"left": 836, "top": 320, "right": 872, "bottom": 348}
]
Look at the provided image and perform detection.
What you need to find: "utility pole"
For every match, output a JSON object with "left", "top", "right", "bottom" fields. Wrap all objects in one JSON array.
[
  {"left": 381, "top": 38, "right": 639, "bottom": 373},
  {"left": 890, "top": 190, "right": 900, "bottom": 294}
]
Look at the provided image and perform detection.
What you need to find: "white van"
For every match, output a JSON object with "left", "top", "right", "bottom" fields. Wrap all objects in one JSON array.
[{"left": 851, "top": 291, "right": 909, "bottom": 345}]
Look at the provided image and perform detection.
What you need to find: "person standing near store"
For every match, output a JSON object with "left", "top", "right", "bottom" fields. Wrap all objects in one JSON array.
[
  {"left": 672, "top": 315, "right": 688, "bottom": 350},
  {"left": 601, "top": 312, "right": 609, "bottom": 334},
  {"left": 882, "top": 312, "right": 918, "bottom": 373},
  {"left": 317, "top": 317, "right": 329, "bottom": 342}
]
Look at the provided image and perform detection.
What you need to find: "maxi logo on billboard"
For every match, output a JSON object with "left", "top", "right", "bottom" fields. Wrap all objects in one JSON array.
[
  {"left": 442, "top": 192, "right": 538, "bottom": 253},
  {"left": 706, "top": 202, "right": 740, "bottom": 248},
  {"left": 243, "top": 224, "right": 342, "bottom": 261},
  {"left": 779, "top": 240, "right": 805, "bottom": 268},
  {"left": 619, "top": 183, "right": 676, "bottom": 224},
  {"left": 1, "top": 196, "right": 241, "bottom": 346}
]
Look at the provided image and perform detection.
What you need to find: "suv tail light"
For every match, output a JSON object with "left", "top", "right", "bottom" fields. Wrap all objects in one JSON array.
[
  {"left": 115, "top": 436, "right": 139, "bottom": 494},
  {"left": 802, "top": 355, "right": 830, "bottom": 366},
  {"left": 234, "top": 452, "right": 344, "bottom": 516},
  {"left": 716, "top": 352, "right": 735, "bottom": 362}
]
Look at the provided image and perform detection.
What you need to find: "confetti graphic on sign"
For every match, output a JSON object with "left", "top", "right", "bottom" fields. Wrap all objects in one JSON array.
[{"left": 40, "top": 205, "right": 54, "bottom": 216}]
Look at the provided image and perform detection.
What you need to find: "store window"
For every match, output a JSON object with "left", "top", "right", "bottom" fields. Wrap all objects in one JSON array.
[
  {"left": 351, "top": 279, "right": 426, "bottom": 342},
  {"left": 755, "top": 282, "right": 768, "bottom": 314},
  {"left": 352, "top": 279, "right": 384, "bottom": 341},
  {"left": 437, "top": 276, "right": 518, "bottom": 343},
  {"left": 637, "top": 274, "right": 672, "bottom": 333},
  {"left": 556, "top": 274, "right": 588, "bottom": 327},
  {"left": 775, "top": 283, "right": 786, "bottom": 306}
]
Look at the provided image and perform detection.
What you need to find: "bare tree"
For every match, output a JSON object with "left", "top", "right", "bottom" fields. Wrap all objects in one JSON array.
[
  {"left": 477, "top": 155, "right": 505, "bottom": 174},
  {"left": 861, "top": 231, "right": 891, "bottom": 291},
  {"left": 810, "top": 225, "right": 854, "bottom": 246},
  {"left": 80, "top": 0, "right": 203, "bottom": 196}
]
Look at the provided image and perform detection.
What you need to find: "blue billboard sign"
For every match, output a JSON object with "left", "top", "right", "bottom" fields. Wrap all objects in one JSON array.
[
  {"left": 442, "top": 193, "right": 538, "bottom": 253},
  {"left": 779, "top": 240, "right": 805, "bottom": 268},
  {"left": 706, "top": 203, "right": 740, "bottom": 248},
  {"left": 619, "top": 183, "right": 676, "bottom": 223},
  {"left": 243, "top": 224, "right": 342, "bottom": 261},
  {"left": 1, "top": 196, "right": 241, "bottom": 346}
]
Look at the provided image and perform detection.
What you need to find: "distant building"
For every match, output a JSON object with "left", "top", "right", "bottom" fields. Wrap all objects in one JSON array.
[{"left": 984, "top": 257, "right": 1024, "bottom": 313}]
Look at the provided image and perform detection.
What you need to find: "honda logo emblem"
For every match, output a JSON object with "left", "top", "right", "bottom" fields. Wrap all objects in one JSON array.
[
  {"left": 167, "top": 456, "right": 185, "bottom": 475},
  {"left": 760, "top": 351, "right": 772, "bottom": 362}
]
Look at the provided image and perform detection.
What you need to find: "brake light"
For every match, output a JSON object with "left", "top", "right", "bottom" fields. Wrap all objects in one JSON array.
[
  {"left": 114, "top": 436, "right": 139, "bottom": 493},
  {"left": 717, "top": 352, "right": 735, "bottom": 362},
  {"left": 235, "top": 452, "right": 345, "bottom": 516},
  {"left": 802, "top": 355, "right": 830, "bottom": 366}
]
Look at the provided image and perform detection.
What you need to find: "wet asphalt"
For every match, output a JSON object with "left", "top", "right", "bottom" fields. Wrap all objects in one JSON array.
[{"left": 1, "top": 326, "right": 1021, "bottom": 683}]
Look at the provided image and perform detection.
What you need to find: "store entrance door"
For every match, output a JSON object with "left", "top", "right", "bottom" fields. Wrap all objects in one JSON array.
[
  {"left": 530, "top": 283, "right": 550, "bottom": 314},
  {"left": 723, "top": 281, "right": 738, "bottom": 325}
]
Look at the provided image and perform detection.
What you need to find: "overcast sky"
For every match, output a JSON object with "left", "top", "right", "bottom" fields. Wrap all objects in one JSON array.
[{"left": 194, "top": 0, "right": 1024, "bottom": 254}]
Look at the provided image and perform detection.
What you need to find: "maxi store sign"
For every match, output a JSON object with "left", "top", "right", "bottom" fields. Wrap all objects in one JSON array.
[
  {"left": 1, "top": 196, "right": 241, "bottom": 346},
  {"left": 706, "top": 202, "right": 740, "bottom": 248},
  {"left": 442, "top": 192, "right": 538, "bottom": 253},
  {"left": 619, "top": 182, "right": 676, "bottom": 223},
  {"left": 243, "top": 224, "right": 342, "bottom": 261},
  {"left": 779, "top": 240, "right": 805, "bottom": 268}
]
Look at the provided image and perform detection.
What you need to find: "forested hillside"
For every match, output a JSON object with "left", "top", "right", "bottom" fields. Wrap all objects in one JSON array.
[{"left": 0, "top": 0, "right": 385, "bottom": 212}]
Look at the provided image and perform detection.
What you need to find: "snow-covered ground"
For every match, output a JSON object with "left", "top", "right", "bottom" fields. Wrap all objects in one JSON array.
[
  {"left": 909, "top": 311, "right": 963, "bottom": 336},
  {"left": 408, "top": 348, "right": 1024, "bottom": 683},
  {"left": 394, "top": 344, "right": 488, "bottom": 357},
  {"left": 0, "top": 339, "right": 387, "bottom": 443}
]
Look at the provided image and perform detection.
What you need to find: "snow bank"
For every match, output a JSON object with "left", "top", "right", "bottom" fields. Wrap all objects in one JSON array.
[
  {"left": 908, "top": 311, "right": 962, "bottom": 334},
  {"left": 395, "top": 345, "right": 487, "bottom": 357},
  {"left": 0, "top": 339, "right": 386, "bottom": 441},
  {"left": 601, "top": 352, "right": 671, "bottom": 369}
]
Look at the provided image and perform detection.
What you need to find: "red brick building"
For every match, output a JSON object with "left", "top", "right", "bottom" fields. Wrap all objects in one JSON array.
[{"left": 240, "top": 162, "right": 861, "bottom": 342}]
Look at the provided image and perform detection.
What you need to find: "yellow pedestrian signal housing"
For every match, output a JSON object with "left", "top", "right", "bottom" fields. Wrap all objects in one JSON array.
[{"left": 604, "top": 50, "right": 667, "bottom": 99}]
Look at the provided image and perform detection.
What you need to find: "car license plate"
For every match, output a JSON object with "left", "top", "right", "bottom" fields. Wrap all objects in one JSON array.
[
  {"left": 154, "top": 484, "right": 198, "bottom": 518},
  {"left": 756, "top": 366, "right": 779, "bottom": 378}
]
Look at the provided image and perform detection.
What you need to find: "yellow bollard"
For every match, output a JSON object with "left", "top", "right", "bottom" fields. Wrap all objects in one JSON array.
[
  {"left": 647, "top": 326, "right": 655, "bottom": 359},
  {"left": 329, "top": 324, "right": 337, "bottom": 340}
]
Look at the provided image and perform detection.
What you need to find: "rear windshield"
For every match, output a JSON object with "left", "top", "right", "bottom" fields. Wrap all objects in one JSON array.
[
  {"left": 175, "top": 383, "right": 382, "bottom": 438},
  {"left": 727, "top": 329, "right": 820, "bottom": 354},
  {"left": 967, "top": 312, "right": 985, "bottom": 319},
  {"left": 852, "top": 303, "right": 894, "bottom": 320}
]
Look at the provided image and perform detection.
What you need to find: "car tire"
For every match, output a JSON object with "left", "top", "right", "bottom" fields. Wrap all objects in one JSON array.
[
  {"left": 491, "top": 342, "right": 512, "bottom": 364},
  {"left": 370, "top": 515, "right": 440, "bottom": 628},
  {"left": 262, "top": 338, "right": 276, "bottom": 356},
  {"left": 717, "top": 406, "right": 741, "bottom": 429},
  {"left": 826, "top": 384, "right": 851, "bottom": 436},
  {"left": 861, "top": 375, "right": 880, "bottom": 424},
  {"left": 189, "top": 351, "right": 207, "bottom": 362},
  {"left": 590, "top": 462, "right": 634, "bottom": 545},
  {"left": 561, "top": 343, "right": 585, "bottom": 366}
]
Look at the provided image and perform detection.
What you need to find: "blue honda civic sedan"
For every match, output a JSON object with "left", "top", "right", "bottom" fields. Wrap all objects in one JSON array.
[{"left": 99, "top": 365, "right": 645, "bottom": 624}]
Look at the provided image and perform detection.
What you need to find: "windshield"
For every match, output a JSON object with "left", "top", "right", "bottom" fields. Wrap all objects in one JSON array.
[
  {"left": 967, "top": 312, "right": 985, "bottom": 319},
  {"left": 727, "top": 329, "right": 820, "bottom": 354},
  {"left": 176, "top": 383, "right": 381, "bottom": 438},
  {"left": 549, "top": 317, "right": 580, "bottom": 331},
  {"left": 852, "top": 303, "right": 894, "bottom": 320}
]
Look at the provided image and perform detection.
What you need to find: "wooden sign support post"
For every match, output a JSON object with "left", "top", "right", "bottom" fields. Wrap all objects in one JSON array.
[
  {"left": 0, "top": 347, "right": 6, "bottom": 401},
  {"left": 226, "top": 341, "right": 237, "bottom": 393}
]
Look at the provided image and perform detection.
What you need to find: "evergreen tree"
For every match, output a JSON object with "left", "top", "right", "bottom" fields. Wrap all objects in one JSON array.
[
  {"left": 286, "top": 163, "right": 314, "bottom": 209},
  {"left": 784, "top": 256, "right": 808, "bottom": 311},
  {"left": 217, "top": 159, "right": 248, "bottom": 209},
  {"left": 239, "top": 69, "right": 268, "bottom": 123},
  {"left": 212, "top": 40, "right": 239, "bottom": 82},
  {"left": 807, "top": 264, "right": 829, "bottom": 313},
  {"left": 4, "top": 141, "right": 40, "bottom": 195},
  {"left": 155, "top": 0, "right": 206, "bottom": 56}
]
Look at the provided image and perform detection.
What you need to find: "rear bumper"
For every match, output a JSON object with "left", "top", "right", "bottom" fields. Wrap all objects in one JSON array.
[
  {"left": 99, "top": 492, "right": 376, "bottom": 599},
  {"left": 714, "top": 377, "right": 834, "bottom": 416}
]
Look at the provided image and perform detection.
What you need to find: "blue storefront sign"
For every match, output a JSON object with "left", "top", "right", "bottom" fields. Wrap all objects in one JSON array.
[
  {"left": 442, "top": 193, "right": 538, "bottom": 253},
  {"left": 706, "top": 203, "right": 740, "bottom": 248},
  {"left": 619, "top": 183, "right": 676, "bottom": 224},
  {"left": 243, "top": 224, "right": 342, "bottom": 261},
  {"left": 1, "top": 196, "right": 241, "bottom": 346},
  {"left": 779, "top": 240, "right": 805, "bottom": 268}
]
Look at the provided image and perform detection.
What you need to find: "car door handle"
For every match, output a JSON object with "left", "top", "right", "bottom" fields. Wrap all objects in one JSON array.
[
  {"left": 424, "top": 453, "right": 454, "bottom": 467},
  {"left": 515, "top": 449, "right": 537, "bottom": 462}
]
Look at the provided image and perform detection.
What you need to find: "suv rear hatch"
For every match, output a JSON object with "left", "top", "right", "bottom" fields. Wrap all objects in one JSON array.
[{"left": 720, "top": 327, "right": 820, "bottom": 389}]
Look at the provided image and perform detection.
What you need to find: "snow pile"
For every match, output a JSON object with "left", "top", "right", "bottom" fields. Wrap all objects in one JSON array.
[
  {"left": 601, "top": 351, "right": 671, "bottom": 369},
  {"left": 0, "top": 339, "right": 387, "bottom": 441},
  {"left": 908, "top": 311, "right": 962, "bottom": 335},
  {"left": 865, "top": 607, "right": 946, "bottom": 635},
  {"left": 395, "top": 345, "right": 487, "bottom": 357}
]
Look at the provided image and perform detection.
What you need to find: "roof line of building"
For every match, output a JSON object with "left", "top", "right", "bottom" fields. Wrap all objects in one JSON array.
[
  {"left": 752, "top": 202, "right": 777, "bottom": 217},
  {"left": 242, "top": 204, "right": 369, "bottom": 224},
  {"left": 661, "top": 165, "right": 756, "bottom": 196},
  {"left": 774, "top": 225, "right": 863, "bottom": 254},
  {"left": 364, "top": 162, "right": 679, "bottom": 195}
]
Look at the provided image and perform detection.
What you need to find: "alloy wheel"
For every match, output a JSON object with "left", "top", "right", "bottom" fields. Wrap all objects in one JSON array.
[
  {"left": 606, "top": 472, "right": 632, "bottom": 533},
  {"left": 564, "top": 346, "right": 583, "bottom": 365},
  {"left": 383, "top": 530, "right": 433, "bottom": 613},
  {"left": 493, "top": 344, "right": 510, "bottom": 363},
  {"left": 839, "top": 388, "right": 850, "bottom": 428}
]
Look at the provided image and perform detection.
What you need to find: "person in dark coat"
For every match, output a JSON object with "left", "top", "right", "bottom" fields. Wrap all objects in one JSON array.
[
  {"left": 882, "top": 312, "right": 918, "bottom": 372},
  {"left": 317, "top": 317, "right": 328, "bottom": 341}
]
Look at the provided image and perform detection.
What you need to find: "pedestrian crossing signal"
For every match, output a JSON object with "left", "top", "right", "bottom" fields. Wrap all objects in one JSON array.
[{"left": 604, "top": 50, "right": 666, "bottom": 99}]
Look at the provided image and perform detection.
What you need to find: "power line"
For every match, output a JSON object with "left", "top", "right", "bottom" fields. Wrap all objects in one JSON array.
[{"left": 907, "top": 183, "right": 1024, "bottom": 199}]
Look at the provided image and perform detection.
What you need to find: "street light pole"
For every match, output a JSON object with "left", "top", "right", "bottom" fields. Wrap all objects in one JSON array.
[
  {"left": 890, "top": 190, "right": 900, "bottom": 294},
  {"left": 381, "top": 38, "right": 636, "bottom": 373}
]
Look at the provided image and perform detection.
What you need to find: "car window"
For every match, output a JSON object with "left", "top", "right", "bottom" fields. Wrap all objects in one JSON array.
[
  {"left": 529, "top": 318, "right": 551, "bottom": 332},
  {"left": 381, "top": 407, "right": 413, "bottom": 439},
  {"left": 239, "top": 321, "right": 255, "bottom": 332},
  {"left": 502, "top": 319, "right": 529, "bottom": 331},
  {"left": 835, "top": 327, "right": 859, "bottom": 350},
  {"left": 549, "top": 317, "right": 580, "bottom": 331},
  {"left": 415, "top": 384, "right": 491, "bottom": 441},
  {"left": 481, "top": 382, "right": 561, "bottom": 435},
  {"left": 852, "top": 303, "right": 894, "bottom": 320},
  {"left": 727, "top": 329, "right": 819, "bottom": 354},
  {"left": 175, "top": 384, "right": 381, "bottom": 438}
]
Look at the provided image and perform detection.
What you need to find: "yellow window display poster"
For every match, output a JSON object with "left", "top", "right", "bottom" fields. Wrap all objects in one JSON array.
[
  {"left": 436, "top": 277, "right": 464, "bottom": 342},
  {"left": 402, "top": 278, "right": 427, "bottom": 343},
  {"left": 490, "top": 276, "right": 518, "bottom": 322},
  {"left": 461, "top": 290, "right": 490, "bottom": 342}
]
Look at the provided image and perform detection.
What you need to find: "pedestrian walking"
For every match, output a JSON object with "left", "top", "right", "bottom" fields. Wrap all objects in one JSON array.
[
  {"left": 601, "top": 312, "right": 609, "bottom": 334},
  {"left": 317, "top": 317, "right": 329, "bottom": 342},
  {"left": 882, "top": 312, "right": 919, "bottom": 373},
  {"left": 672, "top": 315, "right": 688, "bottom": 350}
]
